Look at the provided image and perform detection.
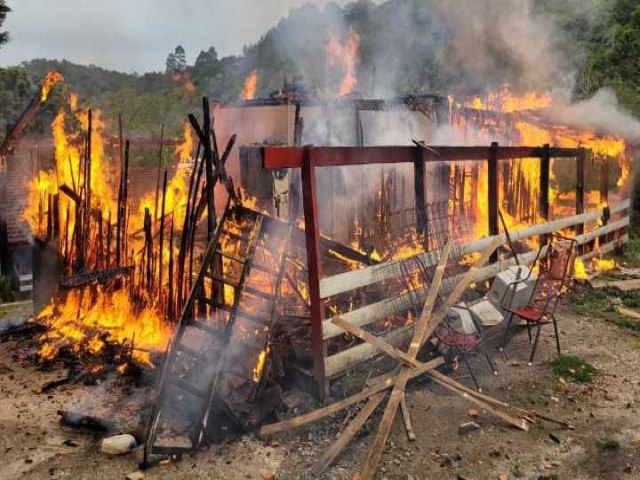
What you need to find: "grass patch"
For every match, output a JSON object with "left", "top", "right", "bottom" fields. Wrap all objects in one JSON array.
[
  {"left": 569, "top": 289, "right": 640, "bottom": 333},
  {"left": 551, "top": 355, "right": 596, "bottom": 384},
  {"left": 615, "top": 231, "right": 640, "bottom": 268}
]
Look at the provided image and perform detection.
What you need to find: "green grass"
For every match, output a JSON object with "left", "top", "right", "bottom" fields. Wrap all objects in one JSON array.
[
  {"left": 570, "top": 289, "right": 640, "bottom": 333},
  {"left": 616, "top": 230, "right": 640, "bottom": 268},
  {"left": 551, "top": 355, "right": 597, "bottom": 384}
]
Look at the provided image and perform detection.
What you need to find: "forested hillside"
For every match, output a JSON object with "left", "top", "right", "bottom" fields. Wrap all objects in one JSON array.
[{"left": 0, "top": 0, "right": 638, "bottom": 137}]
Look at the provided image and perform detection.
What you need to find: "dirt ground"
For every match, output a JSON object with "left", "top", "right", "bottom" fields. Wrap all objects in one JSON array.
[{"left": 1, "top": 297, "right": 639, "bottom": 480}]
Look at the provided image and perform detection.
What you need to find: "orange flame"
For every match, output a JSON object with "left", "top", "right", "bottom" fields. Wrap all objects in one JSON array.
[
  {"left": 240, "top": 70, "right": 258, "bottom": 101},
  {"left": 40, "top": 71, "right": 64, "bottom": 103},
  {"left": 325, "top": 27, "right": 360, "bottom": 96},
  {"left": 252, "top": 345, "right": 270, "bottom": 382}
]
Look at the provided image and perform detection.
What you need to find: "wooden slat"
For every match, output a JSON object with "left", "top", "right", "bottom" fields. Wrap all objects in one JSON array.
[
  {"left": 400, "top": 396, "right": 416, "bottom": 441},
  {"left": 319, "top": 200, "right": 629, "bottom": 299},
  {"left": 259, "top": 357, "right": 444, "bottom": 436},
  {"left": 311, "top": 392, "right": 386, "bottom": 477},
  {"left": 331, "top": 316, "right": 420, "bottom": 368},
  {"left": 359, "top": 240, "right": 453, "bottom": 479}
]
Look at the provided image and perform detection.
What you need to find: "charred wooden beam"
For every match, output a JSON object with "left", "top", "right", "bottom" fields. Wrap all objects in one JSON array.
[
  {"left": 0, "top": 72, "right": 63, "bottom": 167},
  {"left": 59, "top": 266, "right": 134, "bottom": 290},
  {"left": 57, "top": 410, "right": 113, "bottom": 434}
]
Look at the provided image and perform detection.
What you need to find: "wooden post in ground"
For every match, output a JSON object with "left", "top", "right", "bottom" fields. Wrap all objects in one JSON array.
[
  {"left": 540, "top": 144, "right": 550, "bottom": 221},
  {"left": 576, "top": 149, "right": 586, "bottom": 254},
  {"left": 600, "top": 156, "right": 610, "bottom": 247},
  {"left": 301, "top": 146, "right": 328, "bottom": 400},
  {"left": 488, "top": 142, "right": 499, "bottom": 263},
  {"left": 539, "top": 143, "right": 551, "bottom": 246},
  {"left": 414, "top": 148, "right": 427, "bottom": 236}
]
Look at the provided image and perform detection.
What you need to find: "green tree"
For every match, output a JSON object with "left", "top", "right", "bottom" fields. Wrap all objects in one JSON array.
[
  {"left": 192, "top": 47, "right": 220, "bottom": 87},
  {"left": 578, "top": 0, "right": 640, "bottom": 115},
  {"left": 0, "top": 0, "right": 10, "bottom": 47},
  {"left": 166, "top": 45, "right": 187, "bottom": 74}
]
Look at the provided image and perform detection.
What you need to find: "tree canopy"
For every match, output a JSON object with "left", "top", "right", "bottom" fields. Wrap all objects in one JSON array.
[{"left": 0, "top": 0, "right": 10, "bottom": 47}]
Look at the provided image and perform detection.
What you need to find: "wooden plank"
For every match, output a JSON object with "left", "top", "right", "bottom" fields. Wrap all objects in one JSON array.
[
  {"left": 259, "top": 357, "right": 444, "bottom": 435},
  {"left": 400, "top": 395, "right": 416, "bottom": 441},
  {"left": 361, "top": 369, "right": 411, "bottom": 479},
  {"left": 360, "top": 239, "right": 453, "bottom": 480},
  {"left": 311, "top": 392, "right": 386, "bottom": 477},
  {"left": 427, "top": 372, "right": 529, "bottom": 431},
  {"left": 301, "top": 147, "right": 328, "bottom": 399},
  {"left": 617, "top": 306, "right": 640, "bottom": 320},
  {"left": 331, "top": 317, "right": 420, "bottom": 368}
]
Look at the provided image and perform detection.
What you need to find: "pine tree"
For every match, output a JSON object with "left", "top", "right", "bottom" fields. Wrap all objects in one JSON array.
[{"left": 0, "top": 0, "right": 11, "bottom": 47}]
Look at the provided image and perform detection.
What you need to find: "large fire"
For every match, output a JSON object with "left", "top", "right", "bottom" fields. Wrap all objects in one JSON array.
[
  {"left": 449, "top": 84, "right": 631, "bottom": 239},
  {"left": 240, "top": 69, "right": 258, "bottom": 101},
  {"left": 23, "top": 93, "right": 203, "bottom": 366},
  {"left": 325, "top": 27, "right": 360, "bottom": 97}
]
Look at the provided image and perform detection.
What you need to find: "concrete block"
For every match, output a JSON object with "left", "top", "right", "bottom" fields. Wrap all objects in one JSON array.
[
  {"left": 469, "top": 299, "right": 504, "bottom": 327},
  {"left": 447, "top": 303, "right": 478, "bottom": 335},
  {"left": 488, "top": 265, "right": 536, "bottom": 313}
]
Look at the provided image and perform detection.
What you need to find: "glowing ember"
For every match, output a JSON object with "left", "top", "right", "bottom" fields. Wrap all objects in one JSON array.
[
  {"left": 325, "top": 27, "right": 360, "bottom": 96},
  {"left": 40, "top": 71, "right": 64, "bottom": 103},
  {"left": 240, "top": 69, "right": 258, "bottom": 101},
  {"left": 252, "top": 345, "right": 270, "bottom": 382}
]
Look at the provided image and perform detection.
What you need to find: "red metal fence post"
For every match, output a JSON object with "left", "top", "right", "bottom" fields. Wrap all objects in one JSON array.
[{"left": 301, "top": 147, "right": 329, "bottom": 400}]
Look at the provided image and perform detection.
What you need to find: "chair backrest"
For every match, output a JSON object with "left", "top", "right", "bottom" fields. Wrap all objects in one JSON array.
[{"left": 527, "top": 234, "right": 576, "bottom": 316}]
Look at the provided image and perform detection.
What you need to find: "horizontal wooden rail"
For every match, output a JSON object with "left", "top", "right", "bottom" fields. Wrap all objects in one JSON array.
[
  {"left": 322, "top": 207, "right": 629, "bottom": 341},
  {"left": 262, "top": 145, "right": 588, "bottom": 170},
  {"left": 323, "top": 209, "right": 629, "bottom": 377},
  {"left": 320, "top": 200, "right": 630, "bottom": 299}
]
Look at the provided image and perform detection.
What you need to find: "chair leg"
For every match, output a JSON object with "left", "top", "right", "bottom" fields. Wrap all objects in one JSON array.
[
  {"left": 526, "top": 320, "right": 532, "bottom": 342},
  {"left": 529, "top": 322, "right": 543, "bottom": 365},
  {"left": 484, "top": 353, "right": 498, "bottom": 376},
  {"left": 552, "top": 316, "right": 561, "bottom": 355},
  {"left": 459, "top": 349, "right": 481, "bottom": 392},
  {"left": 500, "top": 312, "right": 515, "bottom": 352}
]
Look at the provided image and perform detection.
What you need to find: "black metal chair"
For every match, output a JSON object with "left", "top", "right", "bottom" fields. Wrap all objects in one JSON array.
[{"left": 499, "top": 233, "right": 577, "bottom": 364}]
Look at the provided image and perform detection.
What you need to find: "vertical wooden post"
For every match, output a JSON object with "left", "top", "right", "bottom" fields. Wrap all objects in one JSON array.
[
  {"left": 414, "top": 148, "right": 427, "bottom": 237},
  {"left": 488, "top": 142, "right": 499, "bottom": 263},
  {"left": 354, "top": 105, "right": 363, "bottom": 147},
  {"left": 540, "top": 144, "right": 550, "bottom": 221},
  {"left": 600, "top": 156, "right": 610, "bottom": 246},
  {"left": 301, "top": 147, "right": 328, "bottom": 400},
  {"left": 575, "top": 149, "right": 586, "bottom": 253}
]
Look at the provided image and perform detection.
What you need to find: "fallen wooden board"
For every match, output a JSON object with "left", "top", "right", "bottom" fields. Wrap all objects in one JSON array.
[
  {"left": 311, "top": 392, "right": 386, "bottom": 477},
  {"left": 259, "top": 357, "right": 445, "bottom": 436},
  {"left": 617, "top": 306, "right": 640, "bottom": 321},
  {"left": 331, "top": 316, "right": 420, "bottom": 368},
  {"left": 400, "top": 395, "right": 416, "bottom": 441},
  {"left": 591, "top": 278, "right": 640, "bottom": 292}
]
